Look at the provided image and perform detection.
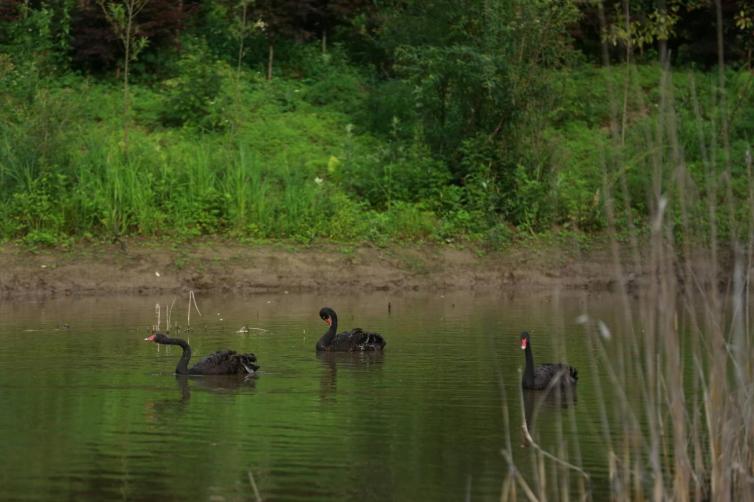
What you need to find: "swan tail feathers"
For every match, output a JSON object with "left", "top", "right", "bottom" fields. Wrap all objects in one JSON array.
[
  {"left": 239, "top": 353, "right": 259, "bottom": 374},
  {"left": 353, "top": 328, "right": 386, "bottom": 350},
  {"left": 369, "top": 332, "right": 386, "bottom": 349}
]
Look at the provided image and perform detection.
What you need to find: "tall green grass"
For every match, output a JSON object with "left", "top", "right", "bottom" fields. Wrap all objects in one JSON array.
[
  {"left": 0, "top": 68, "right": 456, "bottom": 246},
  {"left": 1, "top": 50, "right": 753, "bottom": 248}
]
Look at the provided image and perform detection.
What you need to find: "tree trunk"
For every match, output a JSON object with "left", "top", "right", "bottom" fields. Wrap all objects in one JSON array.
[
  {"left": 267, "top": 41, "right": 274, "bottom": 81},
  {"left": 237, "top": 1, "right": 247, "bottom": 73},
  {"left": 123, "top": 10, "right": 132, "bottom": 155},
  {"left": 177, "top": 0, "right": 183, "bottom": 42},
  {"left": 322, "top": 29, "right": 327, "bottom": 54}
]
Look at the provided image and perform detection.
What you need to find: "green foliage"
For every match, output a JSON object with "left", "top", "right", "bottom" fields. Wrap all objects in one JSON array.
[
  {"left": 160, "top": 42, "right": 228, "bottom": 129},
  {"left": 96, "top": 0, "right": 151, "bottom": 62},
  {"left": 361, "top": 79, "right": 417, "bottom": 140},
  {"left": 289, "top": 45, "right": 368, "bottom": 113},
  {"left": 603, "top": 0, "right": 710, "bottom": 53},
  {"left": 340, "top": 139, "right": 451, "bottom": 210},
  {"left": 1, "top": 0, "right": 753, "bottom": 246},
  {"left": 545, "top": 122, "right": 607, "bottom": 230},
  {"left": 0, "top": 5, "right": 57, "bottom": 67}
]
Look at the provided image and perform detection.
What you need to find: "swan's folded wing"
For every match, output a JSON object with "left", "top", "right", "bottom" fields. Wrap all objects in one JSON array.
[
  {"left": 360, "top": 330, "right": 386, "bottom": 350},
  {"left": 330, "top": 328, "right": 386, "bottom": 351},
  {"left": 191, "top": 350, "right": 258, "bottom": 375},
  {"left": 534, "top": 363, "right": 578, "bottom": 388}
]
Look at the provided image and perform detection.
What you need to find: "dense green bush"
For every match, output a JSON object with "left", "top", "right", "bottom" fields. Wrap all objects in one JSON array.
[
  {"left": 361, "top": 80, "right": 417, "bottom": 140},
  {"left": 160, "top": 41, "right": 228, "bottom": 130},
  {"left": 339, "top": 141, "right": 451, "bottom": 210},
  {"left": 546, "top": 122, "right": 608, "bottom": 230}
]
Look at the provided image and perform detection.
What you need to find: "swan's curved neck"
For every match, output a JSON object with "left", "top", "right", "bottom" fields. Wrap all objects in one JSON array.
[
  {"left": 317, "top": 314, "right": 338, "bottom": 350},
  {"left": 161, "top": 336, "right": 192, "bottom": 375},
  {"left": 523, "top": 343, "right": 535, "bottom": 386}
]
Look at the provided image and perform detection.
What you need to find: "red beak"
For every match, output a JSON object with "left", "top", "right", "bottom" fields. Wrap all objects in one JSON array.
[
  {"left": 324, "top": 318, "right": 332, "bottom": 327},
  {"left": 521, "top": 338, "right": 527, "bottom": 350},
  {"left": 145, "top": 334, "right": 156, "bottom": 342}
]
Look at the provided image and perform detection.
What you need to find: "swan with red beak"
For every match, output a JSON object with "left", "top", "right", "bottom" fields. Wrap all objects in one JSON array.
[
  {"left": 316, "top": 307, "right": 386, "bottom": 352},
  {"left": 520, "top": 331, "right": 577, "bottom": 390}
]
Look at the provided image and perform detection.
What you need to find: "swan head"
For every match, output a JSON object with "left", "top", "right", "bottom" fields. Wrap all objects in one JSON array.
[
  {"left": 145, "top": 332, "right": 169, "bottom": 344},
  {"left": 520, "top": 331, "right": 530, "bottom": 350},
  {"left": 319, "top": 307, "right": 336, "bottom": 327}
]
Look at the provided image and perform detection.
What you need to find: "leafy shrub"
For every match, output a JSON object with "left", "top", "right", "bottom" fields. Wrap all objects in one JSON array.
[
  {"left": 361, "top": 79, "right": 417, "bottom": 139},
  {"left": 160, "top": 41, "right": 227, "bottom": 130},
  {"left": 22, "top": 229, "right": 60, "bottom": 248},
  {"left": 340, "top": 142, "right": 451, "bottom": 210},
  {"left": 286, "top": 45, "right": 368, "bottom": 113},
  {"left": 381, "top": 202, "right": 438, "bottom": 241},
  {"left": 545, "top": 123, "right": 607, "bottom": 230},
  {"left": 6, "top": 174, "right": 65, "bottom": 240}
]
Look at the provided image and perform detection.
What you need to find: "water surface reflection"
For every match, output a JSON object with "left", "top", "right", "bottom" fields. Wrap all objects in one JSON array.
[{"left": 0, "top": 290, "right": 628, "bottom": 500}]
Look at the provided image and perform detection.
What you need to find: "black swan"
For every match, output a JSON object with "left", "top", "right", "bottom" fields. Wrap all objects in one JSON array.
[
  {"left": 145, "top": 332, "right": 259, "bottom": 375},
  {"left": 520, "top": 331, "right": 577, "bottom": 390},
  {"left": 316, "top": 307, "right": 386, "bottom": 352}
]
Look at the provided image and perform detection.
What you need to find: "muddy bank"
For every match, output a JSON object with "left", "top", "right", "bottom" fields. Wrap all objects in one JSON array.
[{"left": 0, "top": 239, "right": 640, "bottom": 298}]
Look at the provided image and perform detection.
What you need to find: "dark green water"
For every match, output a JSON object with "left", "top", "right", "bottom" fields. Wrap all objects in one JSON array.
[{"left": 0, "top": 291, "right": 623, "bottom": 500}]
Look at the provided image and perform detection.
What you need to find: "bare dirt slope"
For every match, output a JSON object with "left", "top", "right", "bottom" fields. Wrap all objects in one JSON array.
[{"left": 0, "top": 239, "right": 636, "bottom": 298}]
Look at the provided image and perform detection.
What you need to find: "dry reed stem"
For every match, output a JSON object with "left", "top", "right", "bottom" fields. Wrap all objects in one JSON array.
[
  {"left": 187, "top": 290, "right": 202, "bottom": 328},
  {"left": 516, "top": 382, "right": 591, "bottom": 497},
  {"left": 498, "top": 9, "right": 754, "bottom": 495},
  {"left": 247, "top": 469, "right": 262, "bottom": 502}
]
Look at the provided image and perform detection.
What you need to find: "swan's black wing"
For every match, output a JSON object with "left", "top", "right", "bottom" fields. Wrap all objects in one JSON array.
[
  {"left": 331, "top": 328, "right": 386, "bottom": 352},
  {"left": 189, "top": 350, "right": 259, "bottom": 375},
  {"left": 533, "top": 363, "right": 578, "bottom": 390}
]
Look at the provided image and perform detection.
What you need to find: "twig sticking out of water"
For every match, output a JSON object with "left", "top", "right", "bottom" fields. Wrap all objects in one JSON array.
[
  {"left": 185, "top": 290, "right": 203, "bottom": 343},
  {"left": 516, "top": 375, "right": 591, "bottom": 493},
  {"left": 500, "top": 449, "right": 538, "bottom": 502},
  {"left": 247, "top": 469, "right": 262, "bottom": 502},
  {"left": 154, "top": 303, "right": 161, "bottom": 332},
  {"left": 187, "top": 290, "right": 202, "bottom": 329},
  {"left": 165, "top": 298, "right": 176, "bottom": 332},
  {"left": 237, "top": 326, "right": 268, "bottom": 334}
]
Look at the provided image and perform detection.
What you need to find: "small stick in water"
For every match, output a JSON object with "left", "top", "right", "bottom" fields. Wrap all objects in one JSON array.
[
  {"left": 247, "top": 469, "right": 262, "bottom": 502},
  {"left": 187, "top": 290, "right": 202, "bottom": 329},
  {"left": 155, "top": 304, "right": 161, "bottom": 332},
  {"left": 166, "top": 298, "right": 176, "bottom": 332}
]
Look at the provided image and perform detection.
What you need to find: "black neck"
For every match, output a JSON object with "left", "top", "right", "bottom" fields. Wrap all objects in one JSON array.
[
  {"left": 523, "top": 343, "right": 535, "bottom": 386},
  {"left": 317, "top": 314, "right": 338, "bottom": 350},
  {"left": 160, "top": 335, "right": 192, "bottom": 375}
]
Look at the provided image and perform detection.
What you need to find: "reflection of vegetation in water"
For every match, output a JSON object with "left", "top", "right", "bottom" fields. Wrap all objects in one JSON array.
[{"left": 6, "top": 289, "right": 736, "bottom": 500}]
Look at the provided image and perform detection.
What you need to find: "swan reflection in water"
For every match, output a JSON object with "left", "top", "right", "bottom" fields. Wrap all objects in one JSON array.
[
  {"left": 521, "top": 387, "right": 577, "bottom": 447},
  {"left": 145, "top": 374, "right": 256, "bottom": 422},
  {"left": 317, "top": 351, "right": 384, "bottom": 401}
]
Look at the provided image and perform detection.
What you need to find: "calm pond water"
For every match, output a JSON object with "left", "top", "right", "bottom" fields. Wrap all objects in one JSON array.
[{"left": 0, "top": 290, "right": 629, "bottom": 500}]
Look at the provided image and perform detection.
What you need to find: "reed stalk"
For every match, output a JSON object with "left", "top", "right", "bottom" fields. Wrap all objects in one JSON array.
[{"left": 500, "top": 22, "right": 754, "bottom": 502}]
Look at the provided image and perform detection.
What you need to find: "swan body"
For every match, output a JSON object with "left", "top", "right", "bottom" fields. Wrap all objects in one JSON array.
[
  {"left": 316, "top": 307, "right": 386, "bottom": 352},
  {"left": 520, "top": 331, "right": 577, "bottom": 390},
  {"left": 145, "top": 332, "right": 259, "bottom": 375}
]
